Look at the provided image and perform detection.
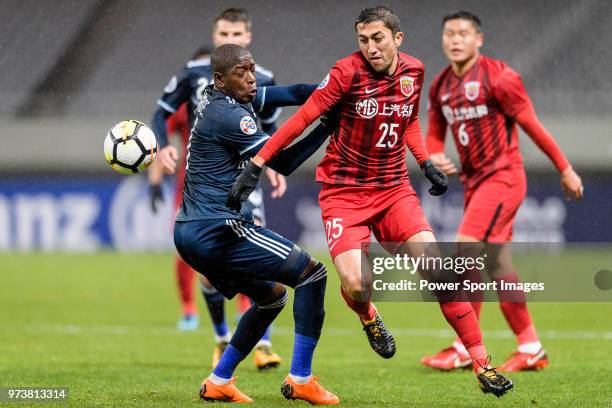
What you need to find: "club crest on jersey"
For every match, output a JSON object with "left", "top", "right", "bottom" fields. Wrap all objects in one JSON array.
[
  {"left": 318, "top": 73, "right": 330, "bottom": 89},
  {"left": 355, "top": 98, "right": 379, "bottom": 119},
  {"left": 399, "top": 76, "right": 415, "bottom": 97},
  {"left": 464, "top": 81, "right": 480, "bottom": 101},
  {"left": 240, "top": 116, "right": 257, "bottom": 135}
]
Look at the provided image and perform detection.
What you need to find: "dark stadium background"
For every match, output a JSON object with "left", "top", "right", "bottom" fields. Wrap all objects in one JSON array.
[{"left": 0, "top": 0, "right": 610, "bottom": 250}]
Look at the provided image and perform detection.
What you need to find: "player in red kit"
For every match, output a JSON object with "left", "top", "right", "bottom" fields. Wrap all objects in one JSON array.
[
  {"left": 422, "top": 11, "right": 583, "bottom": 372},
  {"left": 229, "top": 6, "right": 513, "bottom": 397}
]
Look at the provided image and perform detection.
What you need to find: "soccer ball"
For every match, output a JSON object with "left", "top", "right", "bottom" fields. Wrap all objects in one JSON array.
[{"left": 104, "top": 120, "right": 158, "bottom": 174}]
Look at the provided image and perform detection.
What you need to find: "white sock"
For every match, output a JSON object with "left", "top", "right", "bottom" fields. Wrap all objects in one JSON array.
[
  {"left": 208, "top": 373, "right": 231, "bottom": 385},
  {"left": 452, "top": 340, "right": 469, "bottom": 357},
  {"left": 215, "top": 332, "right": 232, "bottom": 344},
  {"left": 255, "top": 339, "right": 271, "bottom": 348},
  {"left": 518, "top": 341, "right": 542, "bottom": 354},
  {"left": 289, "top": 374, "right": 312, "bottom": 384}
]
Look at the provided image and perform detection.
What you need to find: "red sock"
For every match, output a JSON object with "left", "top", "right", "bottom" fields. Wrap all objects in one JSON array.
[
  {"left": 439, "top": 301, "right": 488, "bottom": 369},
  {"left": 340, "top": 287, "right": 376, "bottom": 322},
  {"left": 175, "top": 256, "right": 196, "bottom": 315},
  {"left": 494, "top": 271, "right": 538, "bottom": 343}
]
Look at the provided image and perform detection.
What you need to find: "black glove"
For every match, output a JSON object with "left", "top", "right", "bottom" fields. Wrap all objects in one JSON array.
[
  {"left": 149, "top": 184, "right": 164, "bottom": 213},
  {"left": 421, "top": 159, "right": 448, "bottom": 196},
  {"left": 226, "top": 160, "right": 263, "bottom": 211}
]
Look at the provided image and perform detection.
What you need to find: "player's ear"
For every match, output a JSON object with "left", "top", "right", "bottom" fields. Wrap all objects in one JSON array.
[
  {"left": 213, "top": 71, "right": 225, "bottom": 90},
  {"left": 394, "top": 31, "right": 404, "bottom": 48},
  {"left": 476, "top": 32, "right": 484, "bottom": 48},
  {"left": 243, "top": 31, "right": 252, "bottom": 47}
]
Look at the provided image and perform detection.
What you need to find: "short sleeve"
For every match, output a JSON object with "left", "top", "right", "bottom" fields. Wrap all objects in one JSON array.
[
  {"left": 213, "top": 107, "right": 270, "bottom": 157},
  {"left": 308, "top": 64, "right": 351, "bottom": 112},
  {"left": 157, "top": 68, "right": 192, "bottom": 113},
  {"left": 493, "top": 68, "right": 533, "bottom": 118}
]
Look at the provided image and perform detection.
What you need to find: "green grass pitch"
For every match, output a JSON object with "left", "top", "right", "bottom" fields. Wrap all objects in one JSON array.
[{"left": 1, "top": 252, "right": 611, "bottom": 407}]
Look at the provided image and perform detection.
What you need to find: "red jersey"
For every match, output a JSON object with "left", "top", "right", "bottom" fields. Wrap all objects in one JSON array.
[
  {"left": 166, "top": 103, "right": 190, "bottom": 205},
  {"left": 258, "top": 51, "right": 429, "bottom": 187},
  {"left": 427, "top": 56, "right": 531, "bottom": 189}
]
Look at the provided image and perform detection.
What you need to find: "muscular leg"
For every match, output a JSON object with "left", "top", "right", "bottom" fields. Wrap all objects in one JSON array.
[
  {"left": 400, "top": 230, "right": 489, "bottom": 369},
  {"left": 334, "top": 249, "right": 376, "bottom": 322},
  {"left": 210, "top": 282, "right": 288, "bottom": 384},
  {"left": 486, "top": 243, "right": 541, "bottom": 353}
]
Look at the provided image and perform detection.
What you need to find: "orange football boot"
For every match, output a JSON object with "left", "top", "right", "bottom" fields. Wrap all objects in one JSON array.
[
  {"left": 199, "top": 377, "right": 253, "bottom": 403},
  {"left": 498, "top": 349, "right": 549, "bottom": 372},
  {"left": 281, "top": 375, "right": 339, "bottom": 405}
]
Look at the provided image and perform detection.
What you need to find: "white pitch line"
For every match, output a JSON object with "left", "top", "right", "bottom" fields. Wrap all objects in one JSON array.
[{"left": 13, "top": 324, "right": 612, "bottom": 341}]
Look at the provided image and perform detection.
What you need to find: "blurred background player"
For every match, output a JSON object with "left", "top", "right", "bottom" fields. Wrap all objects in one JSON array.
[
  {"left": 230, "top": 7, "right": 513, "bottom": 397},
  {"left": 149, "top": 8, "right": 283, "bottom": 370},
  {"left": 423, "top": 11, "right": 584, "bottom": 372}
]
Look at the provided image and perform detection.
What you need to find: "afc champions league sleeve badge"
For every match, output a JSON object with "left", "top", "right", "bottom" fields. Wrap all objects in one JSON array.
[
  {"left": 399, "top": 76, "right": 415, "bottom": 97},
  {"left": 317, "top": 73, "right": 330, "bottom": 89},
  {"left": 240, "top": 116, "right": 258, "bottom": 135}
]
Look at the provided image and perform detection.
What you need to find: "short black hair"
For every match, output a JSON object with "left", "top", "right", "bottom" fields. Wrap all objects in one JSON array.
[
  {"left": 211, "top": 44, "right": 251, "bottom": 75},
  {"left": 355, "top": 6, "right": 401, "bottom": 35},
  {"left": 214, "top": 7, "right": 251, "bottom": 31},
  {"left": 192, "top": 45, "right": 212, "bottom": 59},
  {"left": 442, "top": 11, "right": 482, "bottom": 32}
]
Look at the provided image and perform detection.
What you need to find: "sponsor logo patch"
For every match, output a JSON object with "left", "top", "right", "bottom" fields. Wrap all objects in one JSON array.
[
  {"left": 355, "top": 98, "right": 379, "bottom": 119},
  {"left": 399, "top": 76, "right": 415, "bottom": 97},
  {"left": 464, "top": 81, "right": 480, "bottom": 101},
  {"left": 240, "top": 116, "right": 257, "bottom": 135}
]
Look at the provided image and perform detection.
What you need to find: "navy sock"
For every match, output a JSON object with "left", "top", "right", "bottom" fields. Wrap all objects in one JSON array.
[
  {"left": 230, "top": 290, "right": 287, "bottom": 357},
  {"left": 289, "top": 262, "right": 327, "bottom": 377},
  {"left": 294, "top": 263, "right": 327, "bottom": 338},
  {"left": 212, "top": 344, "right": 244, "bottom": 379},
  {"left": 201, "top": 285, "right": 228, "bottom": 337},
  {"left": 290, "top": 334, "right": 318, "bottom": 377}
]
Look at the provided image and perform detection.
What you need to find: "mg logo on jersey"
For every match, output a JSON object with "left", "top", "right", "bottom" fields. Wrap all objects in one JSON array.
[
  {"left": 355, "top": 98, "right": 379, "bottom": 119},
  {"left": 464, "top": 81, "right": 480, "bottom": 101},
  {"left": 399, "top": 76, "right": 415, "bottom": 97}
]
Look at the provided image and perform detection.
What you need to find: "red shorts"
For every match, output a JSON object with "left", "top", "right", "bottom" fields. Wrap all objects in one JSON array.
[
  {"left": 318, "top": 183, "right": 432, "bottom": 259},
  {"left": 458, "top": 168, "right": 526, "bottom": 243}
]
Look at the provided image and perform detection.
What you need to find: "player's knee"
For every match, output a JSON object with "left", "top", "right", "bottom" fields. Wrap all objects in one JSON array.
[
  {"left": 341, "top": 272, "right": 370, "bottom": 300},
  {"left": 296, "top": 259, "right": 328, "bottom": 289},
  {"left": 256, "top": 283, "right": 289, "bottom": 311}
]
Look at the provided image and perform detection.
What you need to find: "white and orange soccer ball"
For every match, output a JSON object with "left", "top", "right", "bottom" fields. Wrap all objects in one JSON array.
[{"left": 104, "top": 120, "right": 158, "bottom": 174}]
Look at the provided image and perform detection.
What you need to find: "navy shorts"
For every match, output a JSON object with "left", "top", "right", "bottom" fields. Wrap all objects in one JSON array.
[{"left": 174, "top": 218, "right": 310, "bottom": 299}]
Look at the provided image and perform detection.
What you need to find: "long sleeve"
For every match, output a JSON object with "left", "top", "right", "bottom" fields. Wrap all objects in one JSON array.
[
  {"left": 515, "top": 106, "right": 570, "bottom": 172},
  {"left": 405, "top": 116, "right": 429, "bottom": 166}
]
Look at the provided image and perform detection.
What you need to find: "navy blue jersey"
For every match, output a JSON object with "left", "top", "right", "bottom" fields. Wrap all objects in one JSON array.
[
  {"left": 176, "top": 85, "right": 272, "bottom": 222},
  {"left": 157, "top": 56, "right": 277, "bottom": 129}
]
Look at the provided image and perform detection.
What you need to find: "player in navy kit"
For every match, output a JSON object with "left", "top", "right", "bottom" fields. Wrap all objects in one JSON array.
[
  {"left": 158, "top": 44, "right": 338, "bottom": 404},
  {"left": 150, "top": 8, "right": 285, "bottom": 369}
]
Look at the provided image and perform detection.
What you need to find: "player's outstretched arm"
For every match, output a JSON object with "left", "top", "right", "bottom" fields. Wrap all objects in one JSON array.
[
  {"left": 267, "top": 121, "right": 333, "bottom": 176},
  {"left": 515, "top": 107, "right": 583, "bottom": 200},
  {"left": 257, "top": 84, "right": 318, "bottom": 110}
]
